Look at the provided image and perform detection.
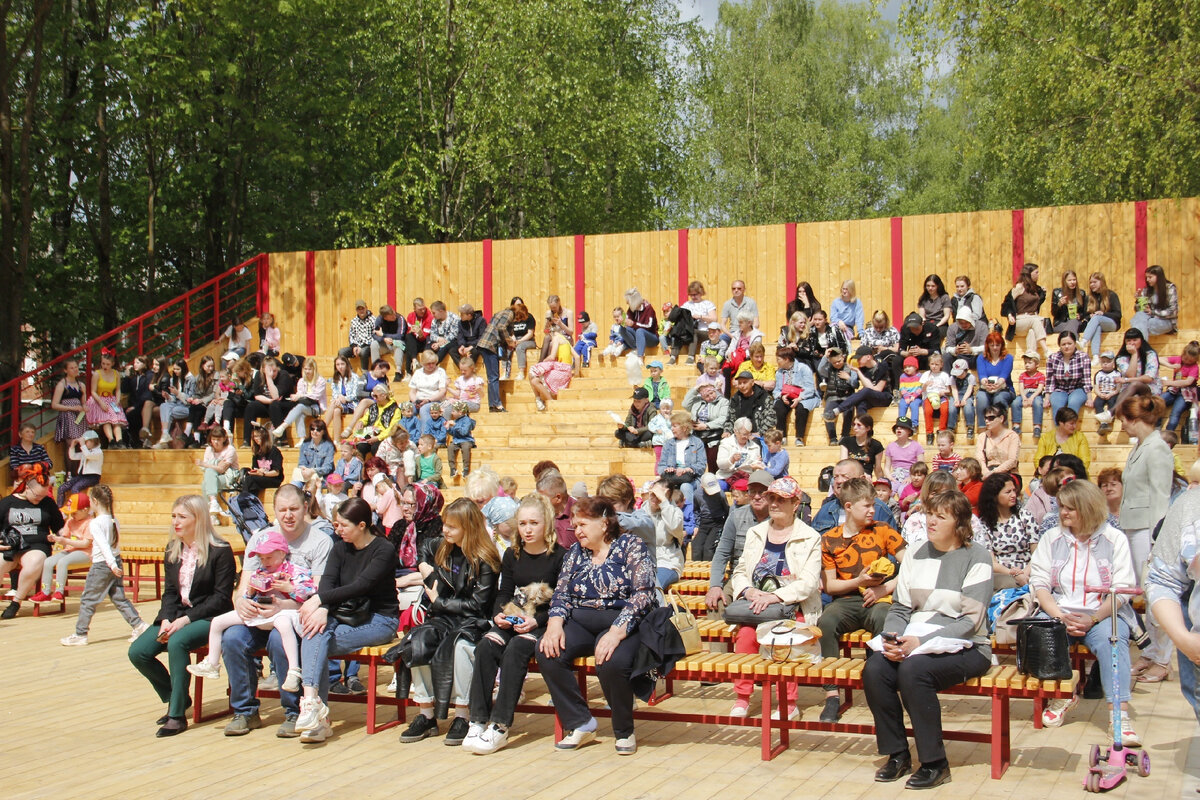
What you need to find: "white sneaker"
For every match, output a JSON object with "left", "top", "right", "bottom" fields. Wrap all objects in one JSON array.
[
  {"left": 460, "top": 722, "right": 487, "bottom": 752},
  {"left": 513, "top": 370, "right": 523, "bottom": 381},
  {"left": 300, "top": 718, "right": 332, "bottom": 743},
  {"left": 1094, "top": 409, "right": 1113, "bottom": 425},
  {"left": 615, "top": 734, "right": 637, "bottom": 755},
  {"left": 281, "top": 667, "right": 303, "bottom": 693},
  {"left": 186, "top": 660, "right": 222, "bottom": 680},
  {"left": 208, "top": 497, "right": 221, "bottom": 514},
  {"left": 129, "top": 621, "right": 150, "bottom": 642},
  {"left": 210, "top": 514, "right": 222, "bottom": 530},
  {"left": 152, "top": 436, "right": 172, "bottom": 449},
  {"left": 387, "top": 674, "right": 397, "bottom": 692},
  {"left": 1041, "top": 694, "right": 1078, "bottom": 727},
  {"left": 60, "top": 633, "right": 88, "bottom": 646},
  {"left": 535, "top": 397, "right": 546, "bottom": 412},
  {"left": 294, "top": 697, "right": 328, "bottom": 732},
  {"left": 470, "top": 724, "right": 510, "bottom": 755},
  {"left": 729, "top": 701, "right": 749, "bottom": 718},
  {"left": 770, "top": 706, "right": 800, "bottom": 721},
  {"left": 1113, "top": 712, "right": 1141, "bottom": 748},
  {"left": 554, "top": 727, "right": 597, "bottom": 750},
  {"left": 271, "top": 426, "right": 286, "bottom": 438}
]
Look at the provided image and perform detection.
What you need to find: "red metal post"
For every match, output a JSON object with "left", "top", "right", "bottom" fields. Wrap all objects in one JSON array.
[
  {"left": 138, "top": 320, "right": 144, "bottom": 355},
  {"left": 213, "top": 277, "right": 222, "bottom": 342},
  {"left": 183, "top": 295, "right": 191, "bottom": 359}
]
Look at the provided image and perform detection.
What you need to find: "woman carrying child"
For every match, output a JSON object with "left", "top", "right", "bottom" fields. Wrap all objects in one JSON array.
[{"left": 462, "top": 493, "right": 566, "bottom": 754}]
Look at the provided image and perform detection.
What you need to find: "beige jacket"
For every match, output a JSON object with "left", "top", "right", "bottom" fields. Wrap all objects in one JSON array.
[{"left": 728, "top": 518, "right": 823, "bottom": 625}]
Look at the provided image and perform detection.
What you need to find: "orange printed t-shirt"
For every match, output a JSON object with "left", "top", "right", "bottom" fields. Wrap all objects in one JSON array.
[{"left": 821, "top": 523, "right": 904, "bottom": 587}]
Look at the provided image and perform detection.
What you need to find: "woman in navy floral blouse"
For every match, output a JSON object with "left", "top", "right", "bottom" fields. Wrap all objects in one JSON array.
[{"left": 536, "top": 496, "right": 657, "bottom": 756}]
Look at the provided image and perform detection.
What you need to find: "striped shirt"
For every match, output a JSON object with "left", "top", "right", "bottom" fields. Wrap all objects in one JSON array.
[{"left": 883, "top": 540, "right": 994, "bottom": 658}]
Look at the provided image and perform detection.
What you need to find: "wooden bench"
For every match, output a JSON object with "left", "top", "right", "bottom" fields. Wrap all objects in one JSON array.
[
  {"left": 188, "top": 641, "right": 406, "bottom": 734},
  {"left": 561, "top": 651, "right": 1074, "bottom": 779}
]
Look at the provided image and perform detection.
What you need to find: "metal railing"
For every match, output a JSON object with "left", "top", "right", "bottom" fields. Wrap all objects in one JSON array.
[{"left": 1, "top": 254, "right": 267, "bottom": 445}]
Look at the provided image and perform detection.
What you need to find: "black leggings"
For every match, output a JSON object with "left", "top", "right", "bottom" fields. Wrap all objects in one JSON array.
[
  {"left": 535, "top": 608, "right": 640, "bottom": 739},
  {"left": 774, "top": 398, "right": 811, "bottom": 440}
]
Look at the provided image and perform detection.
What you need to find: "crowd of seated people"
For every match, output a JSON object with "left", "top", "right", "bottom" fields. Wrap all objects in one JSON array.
[{"left": 4, "top": 264, "right": 1199, "bottom": 784}]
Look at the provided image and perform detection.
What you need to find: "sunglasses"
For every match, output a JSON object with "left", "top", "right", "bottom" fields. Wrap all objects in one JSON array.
[{"left": 984, "top": 415, "right": 1001, "bottom": 421}]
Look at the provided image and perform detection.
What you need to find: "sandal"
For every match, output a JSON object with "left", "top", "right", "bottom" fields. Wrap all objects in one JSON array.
[
  {"left": 1130, "top": 656, "right": 1155, "bottom": 677},
  {"left": 1137, "top": 663, "right": 1170, "bottom": 683}
]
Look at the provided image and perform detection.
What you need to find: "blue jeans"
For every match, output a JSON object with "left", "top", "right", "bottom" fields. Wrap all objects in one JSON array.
[
  {"left": 329, "top": 659, "right": 360, "bottom": 682},
  {"left": 222, "top": 624, "right": 300, "bottom": 718},
  {"left": 1178, "top": 604, "right": 1200, "bottom": 724},
  {"left": 975, "top": 389, "right": 1013, "bottom": 419},
  {"left": 620, "top": 327, "right": 659, "bottom": 358},
  {"left": 300, "top": 613, "right": 398, "bottom": 701},
  {"left": 1081, "top": 315, "right": 1118, "bottom": 356},
  {"left": 947, "top": 399, "right": 975, "bottom": 431},
  {"left": 656, "top": 567, "right": 679, "bottom": 590},
  {"left": 1011, "top": 393, "right": 1043, "bottom": 430},
  {"left": 1129, "top": 312, "right": 1175, "bottom": 337},
  {"left": 1049, "top": 388, "right": 1087, "bottom": 421},
  {"left": 479, "top": 347, "right": 502, "bottom": 408},
  {"left": 1163, "top": 391, "right": 1192, "bottom": 432},
  {"left": 836, "top": 388, "right": 891, "bottom": 417},
  {"left": 1075, "top": 617, "right": 1132, "bottom": 705},
  {"left": 897, "top": 397, "right": 922, "bottom": 427}
]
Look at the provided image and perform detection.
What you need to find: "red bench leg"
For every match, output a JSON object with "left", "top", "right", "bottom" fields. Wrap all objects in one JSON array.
[
  {"left": 990, "top": 694, "right": 1011, "bottom": 779},
  {"left": 760, "top": 678, "right": 788, "bottom": 760},
  {"left": 1032, "top": 697, "right": 1044, "bottom": 729},
  {"left": 131, "top": 562, "right": 140, "bottom": 603}
]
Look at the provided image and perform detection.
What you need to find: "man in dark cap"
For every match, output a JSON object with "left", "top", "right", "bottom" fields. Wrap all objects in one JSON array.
[
  {"left": 724, "top": 369, "right": 776, "bottom": 436},
  {"left": 824, "top": 346, "right": 893, "bottom": 423},
  {"left": 895, "top": 311, "right": 943, "bottom": 386},
  {"left": 614, "top": 387, "right": 654, "bottom": 447}
]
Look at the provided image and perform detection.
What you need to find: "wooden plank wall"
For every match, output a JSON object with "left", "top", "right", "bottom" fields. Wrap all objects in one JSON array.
[{"left": 264, "top": 199, "right": 1200, "bottom": 358}]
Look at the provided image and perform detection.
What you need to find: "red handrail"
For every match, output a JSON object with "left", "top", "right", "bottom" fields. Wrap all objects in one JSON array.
[{"left": 2, "top": 253, "right": 268, "bottom": 444}]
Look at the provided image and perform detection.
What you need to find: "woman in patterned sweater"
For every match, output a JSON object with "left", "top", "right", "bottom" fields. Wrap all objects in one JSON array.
[{"left": 863, "top": 489, "right": 993, "bottom": 789}]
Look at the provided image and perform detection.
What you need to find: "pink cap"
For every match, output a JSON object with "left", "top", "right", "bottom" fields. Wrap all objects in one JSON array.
[{"left": 247, "top": 530, "right": 289, "bottom": 558}]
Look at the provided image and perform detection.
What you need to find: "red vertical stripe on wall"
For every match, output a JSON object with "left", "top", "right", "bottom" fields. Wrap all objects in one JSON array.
[
  {"left": 386, "top": 245, "right": 397, "bottom": 309},
  {"left": 256, "top": 253, "right": 270, "bottom": 315},
  {"left": 304, "top": 251, "right": 316, "bottom": 355},
  {"left": 481, "top": 239, "right": 493, "bottom": 319},
  {"left": 785, "top": 223, "right": 797, "bottom": 307},
  {"left": 677, "top": 229, "right": 689, "bottom": 304},
  {"left": 890, "top": 217, "right": 904, "bottom": 325},
  {"left": 1011, "top": 209, "right": 1025, "bottom": 281},
  {"left": 574, "top": 234, "right": 586, "bottom": 338},
  {"left": 1134, "top": 201, "right": 1148, "bottom": 287}
]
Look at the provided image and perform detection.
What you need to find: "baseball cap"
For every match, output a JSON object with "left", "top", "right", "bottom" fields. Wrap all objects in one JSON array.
[
  {"left": 951, "top": 358, "right": 969, "bottom": 377},
  {"left": 1099, "top": 350, "right": 1116, "bottom": 360},
  {"left": 904, "top": 312, "right": 924, "bottom": 328},
  {"left": 1022, "top": 350, "right": 1041, "bottom": 362},
  {"left": 648, "top": 360, "right": 664, "bottom": 370},
  {"left": 748, "top": 469, "right": 774, "bottom": 488},
  {"left": 81, "top": 430, "right": 100, "bottom": 442},
  {"left": 902, "top": 356, "right": 919, "bottom": 368},
  {"left": 700, "top": 473, "right": 722, "bottom": 496},
  {"left": 707, "top": 321, "right": 723, "bottom": 331},
  {"left": 631, "top": 387, "right": 650, "bottom": 400},
  {"left": 577, "top": 311, "right": 590, "bottom": 324},
  {"left": 222, "top": 351, "right": 240, "bottom": 363},
  {"left": 354, "top": 299, "right": 368, "bottom": 309},
  {"left": 735, "top": 369, "right": 754, "bottom": 380},
  {"left": 324, "top": 473, "right": 345, "bottom": 488},
  {"left": 730, "top": 478, "right": 749, "bottom": 492},
  {"left": 765, "top": 476, "right": 801, "bottom": 499},
  {"left": 60, "top": 492, "right": 91, "bottom": 515},
  {"left": 247, "top": 530, "right": 290, "bottom": 558},
  {"left": 854, "top": 345, "right": 874, "bottom": 360}
]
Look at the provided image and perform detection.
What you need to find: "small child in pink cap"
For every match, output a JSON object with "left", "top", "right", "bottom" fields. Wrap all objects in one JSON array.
[{"left": 186, "top": 530, "right": 316, "bottom": 691}]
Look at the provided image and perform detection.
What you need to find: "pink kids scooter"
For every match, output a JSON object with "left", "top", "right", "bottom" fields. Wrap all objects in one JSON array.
[{"left": 1082, "top": 584, "right": 1150, "bottom": 793}]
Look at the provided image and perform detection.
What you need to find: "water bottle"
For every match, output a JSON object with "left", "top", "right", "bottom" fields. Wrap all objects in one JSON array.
[{"left": 1188, "top": 405, "right": 1198, "bottom": 444}]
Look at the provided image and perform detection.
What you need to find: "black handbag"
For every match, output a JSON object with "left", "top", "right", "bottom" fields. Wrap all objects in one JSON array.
[
  {"left": 1007, "top": 615, "right": 1073, "bottom": 680},
  {"left": 332, "top": 596, "right": 372, "bottom": 627}
]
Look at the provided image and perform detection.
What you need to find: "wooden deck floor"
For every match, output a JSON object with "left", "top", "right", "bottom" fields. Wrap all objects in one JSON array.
[{"left": 1, "top": 599, "right": 1196, "bottom": 800}]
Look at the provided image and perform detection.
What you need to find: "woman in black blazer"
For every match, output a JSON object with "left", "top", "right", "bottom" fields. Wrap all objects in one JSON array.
[{"left": 128, "top": 495, "right": 235, "bottom": 737}]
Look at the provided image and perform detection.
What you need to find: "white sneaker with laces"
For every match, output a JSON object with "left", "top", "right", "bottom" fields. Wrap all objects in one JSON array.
[
  {"left": 1113, "top": 712, "right": 1141, "bottom": 748},
  {"left": 60, "top": 633, "right": 88, "bottom": 646},
  {"left": 770, "top": 706, "right": 800, "bottom": 721},
  {"left": 300, "top": 718, "right": 332, "bottom": 743},
  {"left": 729, "top": 701, "right": 749, "bottom": 718},
  {"left": 615, "top": 734, "right": 637, "bottom": 755},
  {"left": 460, "top": 722, "right": 487, "bottom": 752},
  {"left": 186, "top": 659, "right": 222, "bottom": 680},
  {"left": 554, "top": 727, "right": 596, "bottom": 750},
  {"left": 295, "top": 697, "right": 328, "bottom": 732},
  {"left": 129, "top": 621, "right": 150, "bottom": 642},
  {"left": 471, "top": 724, "right": 509, "bottom": 755},
  {"left": 1041, "top": 694, "right": 1078, "bottom": 727}
]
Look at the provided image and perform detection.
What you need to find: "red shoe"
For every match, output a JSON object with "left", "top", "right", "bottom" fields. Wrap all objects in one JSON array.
[
  {"left": 29, "top": 591, "right": 52, "bottom": 603},
  {"left": 51, "top": 591, "right": 65, "bottom": 601}
]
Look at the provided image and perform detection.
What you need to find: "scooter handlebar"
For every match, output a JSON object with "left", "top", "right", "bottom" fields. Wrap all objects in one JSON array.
[{"left": 1084, "top": 585, "right": 1143, "bottom": 596}]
